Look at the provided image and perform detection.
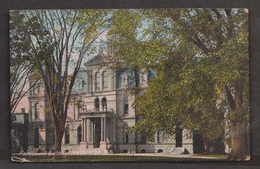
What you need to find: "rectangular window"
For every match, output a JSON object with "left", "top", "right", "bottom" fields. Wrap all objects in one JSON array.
[
  {"left": 95, "top": 73, "right": 100, "bottom": 91},
  {"left": 124, "top": 104, "right": 129, "bottom": 115},
  {"left": 65, "top": 127, "right": 70, "bottom": 144},
  {"left": 102, "top": 71, "right": 108, "bottom": 90}
]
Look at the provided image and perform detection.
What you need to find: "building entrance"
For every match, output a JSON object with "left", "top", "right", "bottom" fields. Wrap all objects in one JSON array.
[
  {"left": 92, "top": 118, "right": 101, "bottom": 148},
  {"left": 80, "top": 111, "right": 113, "bottom": 150}
]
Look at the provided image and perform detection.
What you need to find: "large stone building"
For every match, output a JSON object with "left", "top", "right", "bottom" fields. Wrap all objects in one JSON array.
[{"left": 26, "top": 54, "right": 199, "bottom": 154}]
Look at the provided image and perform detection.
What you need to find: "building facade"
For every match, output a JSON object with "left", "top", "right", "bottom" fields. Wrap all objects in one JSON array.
[{"left": 26, "top": 54, "right": 195, "bottom": 154}]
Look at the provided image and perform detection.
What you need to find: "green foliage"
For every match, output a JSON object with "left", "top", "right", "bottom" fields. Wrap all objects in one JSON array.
[
  {"left": 10, "top": 11, "right": 40, "bottom": 114},
  {"left": 107, "top": 9, "right": 249, "bottom": 149}
]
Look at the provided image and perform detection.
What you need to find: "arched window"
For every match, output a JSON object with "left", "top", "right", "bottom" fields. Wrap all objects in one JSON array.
[
  {"left": 65, "top": 126, "right": 70, "bottom": 144},
  {"left": 35, "top": 102, "right": 39, "bottom": 120},
  {"left": 77, "top": 125, "right": 82, "bottom": 144},
  {"left": 34, "top": 127, "right": 39, "bottom": 148},
  {"left": 101, "top": 96, "right": 107, "bottom": 111},
  {"left": 141, "top": 149, "right": 146, "bottom": 153},
  {"left": 94, "top": 97, "right": 100, "bottom": 111},
  {"left": 102, "top": 71, "right": 108, "bottom": 90},
  {"left": 95, "top": 72, "right": 100, "bottom": 91},
  {"left": 157, "top": 149, "right": 163, "bottom": 153},
  {"left": 124, "top": 104, "right": 129, "bottom": 115}
]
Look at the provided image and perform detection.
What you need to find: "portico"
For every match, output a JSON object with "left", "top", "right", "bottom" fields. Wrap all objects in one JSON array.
[{"left": 80, "top": 111, "right": 113, "bottom": 150}]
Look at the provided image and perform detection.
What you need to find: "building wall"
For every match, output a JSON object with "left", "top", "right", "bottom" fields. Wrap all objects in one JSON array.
[{"left": 27, "top": 64, "right": 194, "bottom": 154}]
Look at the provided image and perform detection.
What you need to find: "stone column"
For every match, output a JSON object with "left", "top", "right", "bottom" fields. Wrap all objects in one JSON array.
[
  {"left": 82, "top": 118, "right": 85, "bottom": 142},
  {"left": 80, "top": 118, "right": 87, "bottom": 149},
  {"left": 86, "top": 118, "right": 94, "bottom": 148},
  {"left": 87, "top": 119, "right": 90, "bottom": 142},
  {"left": 100, "top": 117, "right": 107, "bottom": 149},
  {"left": 104, "top": 117, "right": 106, "bottom": 142},
  {"left": 92, "top": 120, "right": 95, "bottom": 143},
  {"left": 101, "top": 118, "right": 104, "bottom": 142}
]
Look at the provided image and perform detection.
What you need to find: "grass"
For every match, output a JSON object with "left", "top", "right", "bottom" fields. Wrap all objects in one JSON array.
[{"left": 12, "top": 154, "right": 229, "bottom": 162}]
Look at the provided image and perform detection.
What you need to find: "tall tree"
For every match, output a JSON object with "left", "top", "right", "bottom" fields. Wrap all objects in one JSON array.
[
  {"left": 107, "top": 9, "right": 249, "bottom": 160},
  {"left": 10, "top": 11, "right": 38, "bottom": 114},
  {"left": 160, "top": 8, "right": 249, "bottom": 160},
  {"left": 17, "top": 10, "right": 110, "bottom": 151},
  {"left": 106, "top": 10, "right": 163, "bottom": 146}
]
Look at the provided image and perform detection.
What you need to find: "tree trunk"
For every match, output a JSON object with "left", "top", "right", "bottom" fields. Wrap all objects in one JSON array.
[
  {"left": 228, "top": 121, "right": 247, "bottom": 160},
  {"left": 54, "top": 125, "right": 64, "bottom": 152},
  {"left": 225, "top": 83, "right": 248, "bottom": 160}
]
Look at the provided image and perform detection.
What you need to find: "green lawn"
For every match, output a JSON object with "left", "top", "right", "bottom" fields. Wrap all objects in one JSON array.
[{"left": 13, "top": 154, "right": 229, "bottom": 162}]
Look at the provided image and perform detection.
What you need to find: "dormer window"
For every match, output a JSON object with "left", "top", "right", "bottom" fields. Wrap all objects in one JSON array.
[{"left": 77, "top": 78, "right": 84, "bottom": 90}]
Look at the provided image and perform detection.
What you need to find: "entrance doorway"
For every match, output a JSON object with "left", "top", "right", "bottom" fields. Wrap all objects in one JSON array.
[
  {"left": 176, "top": 126, "right": 183, "bottom": 147},
  {"left": 193, "top": 130, "right": 204, "bottom": 154},
  {"left": 93, "top": 118, "right": 101, "bottom": 148},
  {"left": 34, "top": 127, "right": 39, "bottom": 148}
]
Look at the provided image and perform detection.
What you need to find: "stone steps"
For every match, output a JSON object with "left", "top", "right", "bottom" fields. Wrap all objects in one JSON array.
[
  {"left": 70, "top": 148, "right": 109, "bottom": 155},
  {"left": 170, "top": 147, "right": 189, "bottom": 154}
]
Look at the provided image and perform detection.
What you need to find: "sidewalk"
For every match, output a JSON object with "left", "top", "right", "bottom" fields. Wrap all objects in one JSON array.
[
  {"left": 108, "top": 153, "right": 228, "bottom": 160},
  {"left": 12, "top": 152, "right": 229, "bottom": 160}
]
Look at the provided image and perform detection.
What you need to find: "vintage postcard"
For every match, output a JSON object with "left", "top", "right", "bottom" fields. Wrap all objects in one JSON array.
[{"left": 10, "top": 9, "right": 249, "bottom": 162}]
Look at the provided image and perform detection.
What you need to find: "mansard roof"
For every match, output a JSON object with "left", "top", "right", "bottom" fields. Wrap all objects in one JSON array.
[{"left": 84, "top": 53, "right": 104, "bottom": 67}]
